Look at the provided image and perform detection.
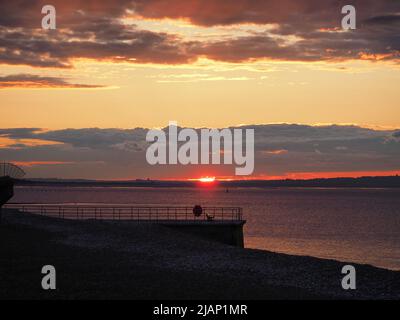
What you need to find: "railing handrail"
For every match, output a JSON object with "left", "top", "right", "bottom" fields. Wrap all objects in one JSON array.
[
  {"left": 6, "top": 203, "right": 241, "bottom": 209},
  {"left": 4, "top": 203, "right": 244, "bottom": 222}
]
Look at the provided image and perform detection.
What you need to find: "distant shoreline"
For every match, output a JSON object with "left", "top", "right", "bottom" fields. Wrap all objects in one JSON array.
[{"left": 14, "top": 175, "right": 400, "bottom": 189}]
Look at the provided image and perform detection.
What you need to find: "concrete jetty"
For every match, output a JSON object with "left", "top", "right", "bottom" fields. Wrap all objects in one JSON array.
[{"left": 5, "top": 203, "right": 246, "bottom": 247}]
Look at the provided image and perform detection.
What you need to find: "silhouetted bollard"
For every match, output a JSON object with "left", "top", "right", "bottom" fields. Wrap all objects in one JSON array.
[{"left": 193, "top": 205, "right": 203, "bottom": 217}]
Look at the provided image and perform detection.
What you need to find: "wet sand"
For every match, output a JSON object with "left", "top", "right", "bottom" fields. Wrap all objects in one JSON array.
[{"left": 1, "top": 210, "right": 399, "bottom": 300}]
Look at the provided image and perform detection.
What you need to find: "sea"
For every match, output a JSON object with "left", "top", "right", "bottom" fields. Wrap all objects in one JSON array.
[{"left": 12, "top": 186, "right": 400, "bottom": 270}]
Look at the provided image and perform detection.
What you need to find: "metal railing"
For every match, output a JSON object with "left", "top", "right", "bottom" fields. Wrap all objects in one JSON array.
[{"left": 4, "top": 203, "right": 243, "bottom": 222}]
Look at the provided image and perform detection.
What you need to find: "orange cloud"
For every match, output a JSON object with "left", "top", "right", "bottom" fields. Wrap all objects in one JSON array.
[
  {"left": 1, "top": 1, "right": 400, "bottom": 68},
  {"left": 253, "top": 170, "right": 400, "bottom": 180},
  {"left": 262, "top": 149, "right": 288, "bottom": 155},
  {"left": 0, "top": 137, "right": 60, "bottom": 148},
  {"left": 12, "top": 161, "right": 75, "bottom": 167}
]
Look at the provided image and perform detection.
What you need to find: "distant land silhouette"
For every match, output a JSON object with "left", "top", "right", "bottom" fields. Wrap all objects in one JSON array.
[{"left": 14, "top": 175, "right": 400, "bottom": 188}]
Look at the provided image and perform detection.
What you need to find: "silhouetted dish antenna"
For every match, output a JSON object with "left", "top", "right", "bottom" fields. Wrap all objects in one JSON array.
[{"left": 0, "top": 162, "right": 25, "bottom": 179}]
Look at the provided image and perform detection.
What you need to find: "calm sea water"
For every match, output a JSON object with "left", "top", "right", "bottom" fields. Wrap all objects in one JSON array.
[{"left": 12, "top": 186, "right": 400, "bottom": 270}]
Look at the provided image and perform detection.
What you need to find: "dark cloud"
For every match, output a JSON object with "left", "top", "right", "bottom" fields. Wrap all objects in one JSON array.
[
  {"left": 0, "top": 128, "right": 40, "bottom": 138},
  {"left": 0, "top": 0, "right": 133, "bottom": 28},
  {"left": 0, "top": 1, "right": 399, "bottom": 67},
  {"left": 0, "top": 74, "right": 106, "bottom": 88},
  {"left": 0, "top": 21, "right": 196, "bottom": 68},
  {"left": 363, "top": 14, "right": 400, "bottom": 26},
  {"left": 1, "top": 124, "right": 400, "bottom": 179},
  {"left": 0, "top": 127, "right": 148, "bottom": 149},
  {"left": 36, "top": 128, "right": 148, "bottom": 149}
]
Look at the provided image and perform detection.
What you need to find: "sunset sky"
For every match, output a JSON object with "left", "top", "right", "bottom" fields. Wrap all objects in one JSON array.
[{"left": 1, "top": 0, "right": 400, "bottom": 179}]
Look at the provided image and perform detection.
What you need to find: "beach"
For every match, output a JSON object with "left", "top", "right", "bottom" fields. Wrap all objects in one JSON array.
[{"left": 1, "top": 209, "right": 399, "bottom": 300}]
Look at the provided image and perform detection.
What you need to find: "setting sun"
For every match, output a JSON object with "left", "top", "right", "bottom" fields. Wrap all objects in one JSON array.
[{"left": 198, "top": 177, "right": 216, "bottom": 183}]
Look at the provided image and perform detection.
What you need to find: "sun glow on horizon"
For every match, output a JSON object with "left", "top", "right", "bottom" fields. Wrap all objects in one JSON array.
[{"left": 197, "top": 176, "right": 216, "bottom": 183}]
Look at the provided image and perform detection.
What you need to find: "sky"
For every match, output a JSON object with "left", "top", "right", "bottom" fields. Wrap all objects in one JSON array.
[{"left": 1, "top": 0, "right": 400, "bottom": 180}]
